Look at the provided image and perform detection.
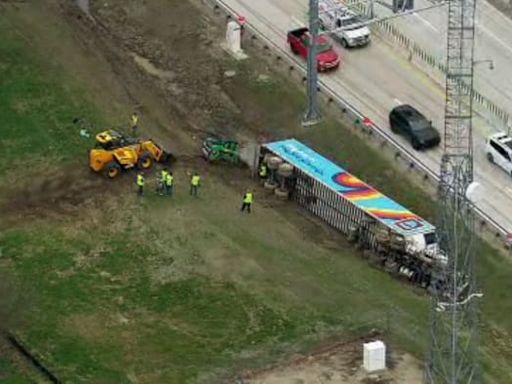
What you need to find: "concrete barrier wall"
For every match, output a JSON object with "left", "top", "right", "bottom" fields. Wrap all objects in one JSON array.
[{"left": 198, "top": 0, "right": 511, "bottom": 252}]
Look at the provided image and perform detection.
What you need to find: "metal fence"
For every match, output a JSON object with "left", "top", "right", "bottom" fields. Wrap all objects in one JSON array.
[
  {"left": 369, "top": 9, "right": 512, "bottom": 129},
  {"left": 292, "top": 167, "right": 378, "bottom": 248},
  {"left": 202, "top": 0, "right": 510, "bottom": 248}
]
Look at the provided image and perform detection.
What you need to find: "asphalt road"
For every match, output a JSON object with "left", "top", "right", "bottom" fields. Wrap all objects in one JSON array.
[
  {"left": 378, "top": 0, "right": 512, "bottom": 127},
  {"left": 219, "top": 0, "right": 512, "bottom": 233}
]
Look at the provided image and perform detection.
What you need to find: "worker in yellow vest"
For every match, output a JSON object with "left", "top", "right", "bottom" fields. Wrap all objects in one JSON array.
[
  {"left": 136, "top": 172, "right": 145, "bottom": 196},
  {"left": 165, "top": 171, "right": 174, "bottom": 196},
  {"left": 131, "top": 112, "right": 139, "bottom": 137},
  {"left": 190, "top": 172, "right": 201, "bottom": 196},
  {"left": 259, "top": 162, "right": 268, "bottom": 179},
  {"left": 241, "top": 191, "right": 253, "bottom": 213},
  {"left": 158, "top": 168, "right": 169, "bottom": 196}
]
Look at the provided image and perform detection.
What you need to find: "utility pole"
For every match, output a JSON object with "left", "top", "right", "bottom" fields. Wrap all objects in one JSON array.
[
  {"left": 425, "top": 0, "right": 481, "bottom": 380},
  {"left": 369, "top": 0, "right": 375, "bottom": 19},
  {"left": 303, "top": 0, "right": 322, "bottom": 126}
]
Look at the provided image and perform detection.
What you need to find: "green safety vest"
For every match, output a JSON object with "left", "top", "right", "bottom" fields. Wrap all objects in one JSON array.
[
  {"left": 165, "top": 174, "right": 174, "bottom": 186},
  {"left": 131, "top": 114, "right": 138, "bottom": 126},
  {"left": 191, "top": 175, "right": 200, "bottom": 186},
  {"left": 137, "top": 175, "right": 144, "bottom": 187},
  {"left": 161, "top": 170, "right": 168, "bottom": 182},
  {"left": 244, "top": 193, "right": 253, "bottom": 204},
  {"left": 259, "top": 164, "right": 267, "bottom": 177}
]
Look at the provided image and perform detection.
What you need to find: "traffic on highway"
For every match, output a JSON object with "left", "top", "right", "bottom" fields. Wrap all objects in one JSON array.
[
  {"left": 380, "top": 0, "right": 512, "bottom": 121},
  {"left": 215, "top": 0, "right": 512, "bottom": 236}
]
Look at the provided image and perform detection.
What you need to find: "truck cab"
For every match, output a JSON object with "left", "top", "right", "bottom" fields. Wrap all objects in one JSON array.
[
  {"left": 319, "top": 0, "right": 370, "bottom": 48},
  {"left": 287, "top": 27, "right": 340, "bottom": 72},
  {"left": 405, "top": 231, "right": 446, "bottom": 265}
]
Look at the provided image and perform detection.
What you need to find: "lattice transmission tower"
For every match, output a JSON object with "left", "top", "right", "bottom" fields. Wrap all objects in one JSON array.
[{"left": 425, "top": 0, "right": 481, "bottom": 380}]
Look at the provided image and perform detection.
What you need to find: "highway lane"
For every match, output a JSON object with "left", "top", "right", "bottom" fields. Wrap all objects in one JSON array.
[
  {"left": 219, "top": 0, "right": 512, "bottom": 232},
  {"left": 377, "top": 0, "right": 512, "bottom": 127}
]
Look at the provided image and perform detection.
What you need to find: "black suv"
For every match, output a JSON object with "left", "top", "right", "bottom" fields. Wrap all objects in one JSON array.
[{"left": 389, "top": 105, "right": 441, "bottom": 150}]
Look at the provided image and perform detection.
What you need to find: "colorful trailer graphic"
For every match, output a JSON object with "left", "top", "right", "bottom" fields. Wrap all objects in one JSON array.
[{"left": 264, "top": 138, "right": 435, "bottom": 237}]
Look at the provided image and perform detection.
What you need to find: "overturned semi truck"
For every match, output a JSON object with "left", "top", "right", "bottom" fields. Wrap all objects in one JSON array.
[{"left": 259, "top": 139, "right": 447, "bottom": 289}]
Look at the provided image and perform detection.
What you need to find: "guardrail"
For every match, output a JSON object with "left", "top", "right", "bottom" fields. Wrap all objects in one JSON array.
[
  {"left": 202, "top": 0, "right": 510, "bottom": 247},
  {"left": 373, "top": 19, "right": 512, "bottom": 129},
  {"left": 342, "top": 0, "right": 512, "bottom": 130}
]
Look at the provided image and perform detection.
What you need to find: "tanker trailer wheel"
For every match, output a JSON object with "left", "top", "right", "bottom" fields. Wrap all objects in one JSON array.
[
  {"left": 267, "top": 156, "right": 283, "bottom": 170},
  {"left": 274, "top": 188, "right": 289, "bottom": 200},
  {"left": 277, "top": 163, "right": 294, "bottom": 178},
  {"left": 264, "top": 180, "right": 278, "bottom": 190}
]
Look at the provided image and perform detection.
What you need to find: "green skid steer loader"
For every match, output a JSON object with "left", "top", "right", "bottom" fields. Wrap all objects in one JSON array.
[{"left": 201, "top": 137, "right": 240, "bottom": 163}]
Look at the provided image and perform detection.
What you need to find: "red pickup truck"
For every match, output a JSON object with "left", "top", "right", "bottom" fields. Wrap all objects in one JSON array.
[{"left": 287, "top": 27, "right": 340, "bottom": 72}]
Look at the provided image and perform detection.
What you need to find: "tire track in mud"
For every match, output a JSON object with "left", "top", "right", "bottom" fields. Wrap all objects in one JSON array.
[
  {"left": 0, "top": 2, "right": 266, "bottom": 380},
  {"left": 1, "top": 166, "right": 111, "bottom": 227}
]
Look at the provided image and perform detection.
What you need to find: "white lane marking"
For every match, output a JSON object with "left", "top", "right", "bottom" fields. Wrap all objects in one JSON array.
[
  {"left": 480, "top": 0, "right": 512, "bottom": 25},
  {"left": 411, "top": 6, "right": 512, "bottom": 56},
  {"left": 290, "top": 16, "right": 304, "bottom": 28},
  {"left": 238, "top": 0, "right": 512, "bottom": 227},
  {"left": 393, "top": 98, "right": 403, "bottom": 105},
  {"left": 476, "top": 22, "right": 512, "bottom": 56},
  {"left": 412, "top": 13, "right": 440, "bottom": 33}
]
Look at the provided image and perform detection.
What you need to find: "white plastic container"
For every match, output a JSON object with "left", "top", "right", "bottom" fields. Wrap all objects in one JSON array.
[{"left": 363, "top": 340, "right": 386, "bottom": 372}]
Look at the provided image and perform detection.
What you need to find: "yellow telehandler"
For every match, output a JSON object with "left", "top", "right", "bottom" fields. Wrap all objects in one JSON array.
[{"left": 89, "top": 130, "right": 172, "bottom": 178}]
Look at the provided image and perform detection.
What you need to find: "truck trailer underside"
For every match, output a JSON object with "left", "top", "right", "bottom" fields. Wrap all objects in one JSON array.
[{"left": 260, "top": 139, "right": 445, "bottom": 290}]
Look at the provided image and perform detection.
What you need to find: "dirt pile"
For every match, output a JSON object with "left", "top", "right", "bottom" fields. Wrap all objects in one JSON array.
[
  {"left": 241, "top": 337, "right": 423, "bottom": 384},
  {"left": 1, "top": 0, "right": 266, "bottom": 225},
  {"left": 89, "top": 0, "right": 246, "bottom": 136}
]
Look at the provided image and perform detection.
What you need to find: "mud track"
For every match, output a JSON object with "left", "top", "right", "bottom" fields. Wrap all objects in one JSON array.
[{"left": 1, "top": 0, "right": 266, "bottom": 225}]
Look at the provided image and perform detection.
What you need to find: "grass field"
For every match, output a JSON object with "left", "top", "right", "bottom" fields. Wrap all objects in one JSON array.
[
  {"left": 1, "top": 1, "right": 512, "bottom": 383},
  {"left": 0, "top": 354, "right": 31, "bottom": 384},
  {"left": 0, "top": 23, "right": 100, "bottom": 177}
]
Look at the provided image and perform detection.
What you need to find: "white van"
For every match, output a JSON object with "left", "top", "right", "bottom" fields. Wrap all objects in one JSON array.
[
  {"left": 485, "top": 132, "right": 512, "bottom": 176},
  {"left": 319, "top": 0, "right": 371, "bottom": 48}
]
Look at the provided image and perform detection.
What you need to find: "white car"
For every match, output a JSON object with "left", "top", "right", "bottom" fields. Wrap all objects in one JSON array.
[
  {"left": 485, "top": 132, "right": 512, "bottom": 176},
  {"left": 319, "top": 1, "right": 371, "bottom": 48}
]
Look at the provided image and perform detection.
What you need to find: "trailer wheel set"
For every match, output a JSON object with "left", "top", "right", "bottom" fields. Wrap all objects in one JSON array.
[{"left": 258, "top": 139, "right": 446, "bottom": 291}]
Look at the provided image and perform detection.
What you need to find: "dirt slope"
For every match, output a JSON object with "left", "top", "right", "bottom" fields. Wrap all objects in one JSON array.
[{"left": 0, "top": 0, "right": 278, "bottom": 225}]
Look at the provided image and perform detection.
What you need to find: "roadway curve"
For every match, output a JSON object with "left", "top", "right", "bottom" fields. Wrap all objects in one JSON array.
[{"left": 218, "top": 0, "right": 512, "bottom": 233}]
